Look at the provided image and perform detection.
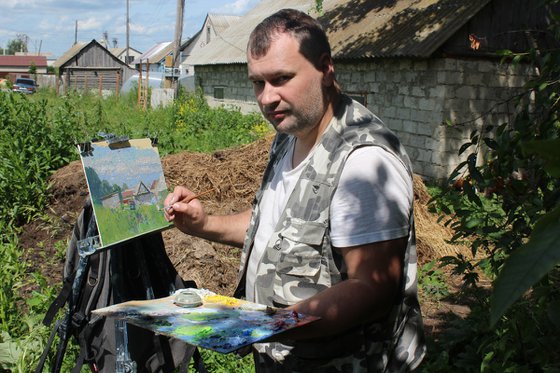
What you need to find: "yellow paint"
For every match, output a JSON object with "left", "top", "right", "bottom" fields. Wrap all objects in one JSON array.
[{"left": 204, "top": 294, "right": 243, "bottom": 307}]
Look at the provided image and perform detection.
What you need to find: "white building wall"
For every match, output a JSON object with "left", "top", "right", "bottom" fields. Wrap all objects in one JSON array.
[{"left": 195, "top": 58, "right": 534, "bottom": 180}]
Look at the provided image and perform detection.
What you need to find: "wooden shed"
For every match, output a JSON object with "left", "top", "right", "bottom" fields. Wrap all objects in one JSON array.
[{"left": 53, "top": 39, "right": 137, "bottom": 93}]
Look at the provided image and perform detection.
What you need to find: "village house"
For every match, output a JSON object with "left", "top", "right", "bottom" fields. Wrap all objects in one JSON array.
[
  {"left": 0, "top": 55, "right": 48, "bottom": 81},
  {"left": 183, "top": 0, "right": 553, "bottom": 180},
  {"left": 53, "top": 39, "right": 136, "bottom": 93},
  {"left": 101, "top": 178, "right": 165, "bottom": 210},
  {"left": 179, "top": 13, "right": 241, "bottom": 78},
  {"left": 110, "top": 46, "right": 143, "bottom": 67},
  {"left": 132, "top": 42, "right": 174, "bottom": 74}
]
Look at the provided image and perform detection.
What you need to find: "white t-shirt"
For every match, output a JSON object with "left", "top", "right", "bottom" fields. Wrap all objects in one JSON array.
[{"left": 245, "top": 140, "right": 413, "bottom": 302}]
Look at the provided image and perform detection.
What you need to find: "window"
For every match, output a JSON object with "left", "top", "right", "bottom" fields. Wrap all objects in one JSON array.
[
  {"left": 206, "top": 26, "right": 211, "bottom": 44},
  {"left": 213, "top": 87, "right": 224, "bottom": 99}
]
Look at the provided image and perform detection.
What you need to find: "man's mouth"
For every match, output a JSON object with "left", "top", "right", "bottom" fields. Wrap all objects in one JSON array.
[{"left": 267, "top": 110, "right": 286, "bottom": 121}]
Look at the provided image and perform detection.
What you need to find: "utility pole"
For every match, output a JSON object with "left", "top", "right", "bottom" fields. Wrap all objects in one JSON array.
[
  {"left": 126, "top": 0, "right": 130, "bottom": 64},
  {"left": 169, "top": 0, "right": 184, "bottom": 93}
]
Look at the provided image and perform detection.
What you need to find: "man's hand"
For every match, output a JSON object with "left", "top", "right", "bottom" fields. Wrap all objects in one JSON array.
[
  {"left": 164, "top": 186, "right": 209, "bottom": 236},
  {"left": 164, "top": 185, "right": 252, "bottom": 248}
]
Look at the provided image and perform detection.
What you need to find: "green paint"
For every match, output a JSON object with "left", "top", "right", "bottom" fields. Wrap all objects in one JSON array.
[
  {"left": 175, "top": 324, "right": 214, "bottom": 338},
  {"left": 251, "top": 329, "right": 268, "bottom": 339},
  {"left": 180, "top": 311, "right": 234, "bottom": 322}
]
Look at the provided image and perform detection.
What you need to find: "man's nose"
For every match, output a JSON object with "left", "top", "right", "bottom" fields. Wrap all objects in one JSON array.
[{"left": 259, "top": 82, "right": 280, "bottom": 106}]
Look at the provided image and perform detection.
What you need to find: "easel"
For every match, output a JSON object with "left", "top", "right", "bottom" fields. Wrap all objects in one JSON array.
[
  {"left": 52, "top": 134, "right": 157, "bottom": 373},
  {"left": 36, "top": 133, "right": 196, "bottom": 373}
]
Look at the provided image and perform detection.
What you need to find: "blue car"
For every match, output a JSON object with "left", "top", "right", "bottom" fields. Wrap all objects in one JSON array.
[{"left": 12, "top": 78, "right": 37, "bottom": 94}]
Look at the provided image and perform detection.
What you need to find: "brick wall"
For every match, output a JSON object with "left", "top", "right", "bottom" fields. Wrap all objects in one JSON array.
[{"left": 195, "top": 58, "right": 535, "bottom": 180}]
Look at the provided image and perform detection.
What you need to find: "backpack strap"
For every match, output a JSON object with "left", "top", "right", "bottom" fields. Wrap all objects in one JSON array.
[
  {"left": 34, "top": 320, "right": 63, "bottom": 373},
  {"left": 51, "top": 212, "right": 100, "bottom": 373},
  {"left": 42, "top": 277, "right": 73, "bottom": 327},
  {"left": 72, "top": 255, "right": 108, "bottom": 373}
]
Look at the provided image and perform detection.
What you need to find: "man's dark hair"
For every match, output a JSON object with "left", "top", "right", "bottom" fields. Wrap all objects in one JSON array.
[{"left": 248, "top": 8, "right": 331, "bottom": 68}]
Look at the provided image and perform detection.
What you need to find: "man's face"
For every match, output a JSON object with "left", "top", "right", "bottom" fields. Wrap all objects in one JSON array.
[{"left": 247, "top": 33, "right": 328, "bottom": 136}]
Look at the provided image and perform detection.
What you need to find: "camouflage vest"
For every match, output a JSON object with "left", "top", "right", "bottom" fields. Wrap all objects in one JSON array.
[{"left": 235, "top": 96, "right": 425, "bottom": 372}]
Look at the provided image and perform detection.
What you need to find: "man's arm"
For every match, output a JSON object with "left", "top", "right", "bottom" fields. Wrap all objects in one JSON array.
[
  {"left": 164, "top": 186, "right": 252, "bottom": 248},
  {"left": 277, "top": 236, "right": 407, "bottom": 340}
]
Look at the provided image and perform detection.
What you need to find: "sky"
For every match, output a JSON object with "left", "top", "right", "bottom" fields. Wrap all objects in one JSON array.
[{"left": 0, "top": 0, "right": 261, "bottom": 59}]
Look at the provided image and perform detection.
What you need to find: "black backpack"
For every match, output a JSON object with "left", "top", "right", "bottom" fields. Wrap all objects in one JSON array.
[{"left": 35, "top": 198, "right": 206, "bottom": 372}]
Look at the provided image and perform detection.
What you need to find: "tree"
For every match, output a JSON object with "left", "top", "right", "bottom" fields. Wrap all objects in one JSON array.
[
  {"left": 427, "top": 1, "right": 560, "bottom": 370},
  {"left": 28, "top": 62, "right": 37, "bottom": 80},
  {"left": 6, "top": 35, "right": 28, "bottom": 55}
]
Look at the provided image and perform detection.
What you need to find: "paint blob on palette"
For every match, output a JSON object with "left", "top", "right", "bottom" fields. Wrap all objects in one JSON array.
[{"left": 93, "top": 288, "right": 320, "bottom": 354}]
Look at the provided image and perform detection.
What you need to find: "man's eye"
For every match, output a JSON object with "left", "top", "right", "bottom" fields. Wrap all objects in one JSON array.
[
  {"left": 252, "top": 80, "right": 264, "bottom": 88},
  {"left": 274, "top": 76, "right": 290, "bottom": 84}
]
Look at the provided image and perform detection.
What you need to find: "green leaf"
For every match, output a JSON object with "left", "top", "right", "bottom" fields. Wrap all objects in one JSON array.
[
  {"left": 522, "top": 139, "right": 560, "bottom": 177},
  {"left": 459, "top": 142, "right": 473, "bottom": 155},
  {"left": 465, "top": 217, "right": 483, "bottom": 229},
  {"left": 483, "top": 138, "right": 499, "bottom": 150},
  {"left": 490, "top": 205, "right": 560, "bottom": 326},
  {"left": 538, "top": 82, "right": 549, "bottom": 91}
]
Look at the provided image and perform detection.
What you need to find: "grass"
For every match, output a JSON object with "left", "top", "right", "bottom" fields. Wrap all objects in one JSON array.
[{"left": 0, "top": 88, "right": 269, "bottom": 371}]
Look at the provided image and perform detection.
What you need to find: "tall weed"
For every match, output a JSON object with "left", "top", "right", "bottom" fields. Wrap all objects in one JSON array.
[{"left": 0, "top": 88, "right": 268, "bottom": 371}]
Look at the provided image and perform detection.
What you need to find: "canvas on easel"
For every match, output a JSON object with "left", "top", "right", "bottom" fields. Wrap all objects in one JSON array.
[{"left": 78, "top": 137, "right": 172, "bottom": 249}]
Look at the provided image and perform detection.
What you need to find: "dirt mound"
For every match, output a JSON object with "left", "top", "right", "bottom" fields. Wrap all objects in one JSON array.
[{"left": 20, "top": 136, "right": 460, "bottom": 297}]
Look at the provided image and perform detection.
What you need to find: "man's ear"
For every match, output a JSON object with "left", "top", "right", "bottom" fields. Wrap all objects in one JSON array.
[{"left": 319, "top": 53, "right": 335, "bottom": 87}]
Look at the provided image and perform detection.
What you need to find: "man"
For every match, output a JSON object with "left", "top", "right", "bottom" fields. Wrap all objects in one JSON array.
[{"left": 165, "top": 8, "right": 425, "bottom": 372}]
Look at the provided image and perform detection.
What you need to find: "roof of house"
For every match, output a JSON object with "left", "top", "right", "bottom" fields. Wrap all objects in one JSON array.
[
  {"left": 207, "top": 14, "right": 242, "bottom": 35},
  {"left": 110, "top": 47, "right": 142, "bottom": 58},
  {"left": 186, "top": 0, "right": 312, "bottom": 65},
  {"left": 324, "top": 0, "right": 491, "bottom": 59},
  {"left": 53, "top": 39, "right": 138, "bottom": 72},
  {"left": 131, "top": 41, "right": 173, "bottom": 65},
  {"left": 52, "top": 42, "right": 87, "bottom": 68},
  {"left": 53, "top": 39, "right": 134, "bottom": 70},
  {"left": 180, "top": 13, "right": 241, "bottom": 53},
  {"left": 0, "top": 55, "right": 48, "bottom": 67},
  {"left": 186, "top": 0, "right": 492, "bottom": 65}
]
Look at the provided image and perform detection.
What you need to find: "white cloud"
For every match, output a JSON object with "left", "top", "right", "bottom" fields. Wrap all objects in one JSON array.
[
  {"left": 78, "top": 17, "right": 103, "bottom": 31},
  {"left": 219, "top": 0, "right": 256, "bottom": 14}
]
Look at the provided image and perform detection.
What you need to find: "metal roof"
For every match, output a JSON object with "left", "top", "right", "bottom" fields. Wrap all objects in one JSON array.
[
  {"left": 207, "top": 14, "right": 242, "bottom": 35},
  {"left": 110, "top": 47, "right": 142, "bottom": 58},
  {"left": 186, "top": 0, "right": 491, "bottom": 65},
  {"left": 324, "top": 0, "right": 492, "bottom": 59},
  {"left": 186, "top": 0, "right": 316, "bottom": 65},
  {"left": 0, "top": 55, "right": 48, "bottom": 67},
  {"left": 131, "top": 41, "right": 172, "bottom": 65}
]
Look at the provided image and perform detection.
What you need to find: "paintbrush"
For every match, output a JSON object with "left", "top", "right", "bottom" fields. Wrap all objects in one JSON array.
[{"left": 165, "top": 188, "right": 215, "bottom": 211}]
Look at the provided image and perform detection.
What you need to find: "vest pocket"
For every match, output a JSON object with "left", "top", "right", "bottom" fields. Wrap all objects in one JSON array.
[{"left": 271, "top": 220, "right": 328, "bottom": 305}]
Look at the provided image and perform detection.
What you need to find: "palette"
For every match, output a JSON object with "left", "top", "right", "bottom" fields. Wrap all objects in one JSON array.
[{"left": 93, "top": 289, "right": 319, "bottom": 353}]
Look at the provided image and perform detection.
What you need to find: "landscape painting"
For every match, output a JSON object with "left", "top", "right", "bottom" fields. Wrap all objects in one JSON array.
[
  {"left": 79, "top": 138, "right": 172, "bottom": 248},
  {"left": 93, "top": 289, "right": 319, "bottom": 354}
]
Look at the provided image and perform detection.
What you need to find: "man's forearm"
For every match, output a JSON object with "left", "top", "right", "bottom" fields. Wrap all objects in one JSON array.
[
  {"left": 280, "top": 277, "right": 396, "bottom": 340},
  {"left": 198, "top": 208, "right": 252, "bottom": 248}
]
